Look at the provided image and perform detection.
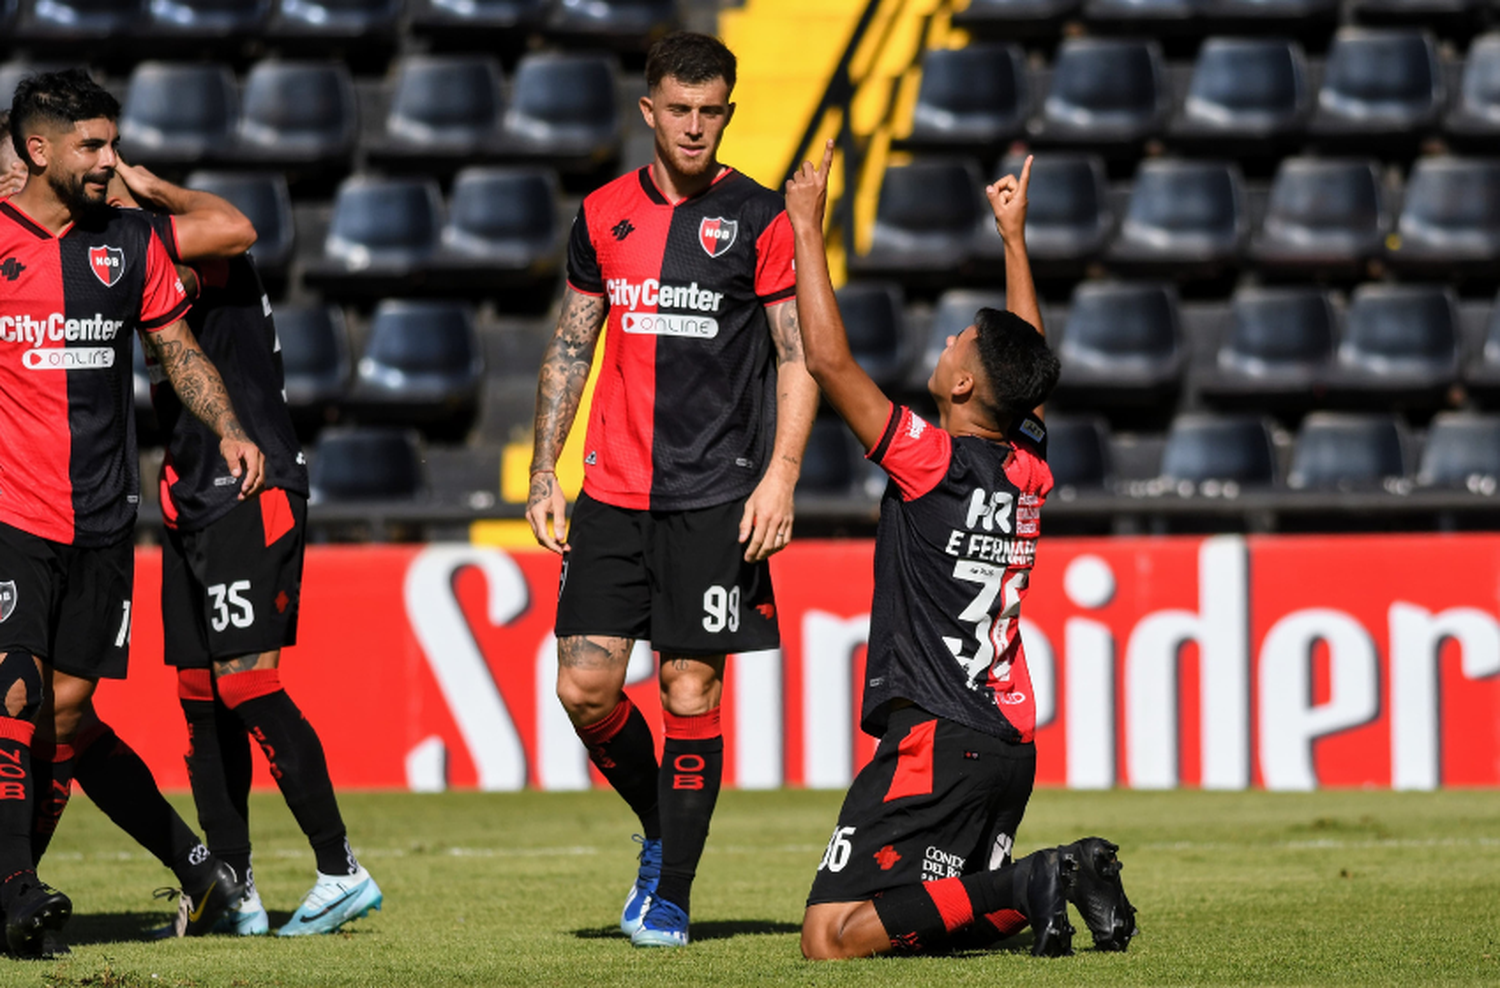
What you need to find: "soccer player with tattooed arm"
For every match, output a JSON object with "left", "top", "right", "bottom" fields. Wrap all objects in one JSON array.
[
  {"left": 0, "top": 68, "right": 263, "bottom": 955},
  {"left": 527, "top": 32, "right": 818, "bottom": 948},
  {"left": 785, "top": 142, "right": 1139, "bottom": 960}
]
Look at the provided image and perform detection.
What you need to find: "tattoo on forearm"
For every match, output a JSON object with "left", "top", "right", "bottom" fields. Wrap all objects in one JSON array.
[
  {"left": 769, "top": 303, "right": 805, "bottom": 367},
  {"left": 558, "top": 635, "right": 631, "bottom": 670},
  {"left": 147, "top": 333, "right": 247, "bottom": 440},
  {"left": 533, "top": 292, "right": 606, "bottom": 471}
]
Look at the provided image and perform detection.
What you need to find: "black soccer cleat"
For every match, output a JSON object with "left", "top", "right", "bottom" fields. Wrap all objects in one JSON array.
[
  {"left": 164, "top": 860, "right": 245, "bottom": 938},
  {"left": 4, "top": 879, "right": 71, "bottom": 959},
  {"left": 1064, "top": 836, "right": 1138, "bottom": 951},
  {"left": 1025, "top": 846, "right": 1077, "bottom": 958}
]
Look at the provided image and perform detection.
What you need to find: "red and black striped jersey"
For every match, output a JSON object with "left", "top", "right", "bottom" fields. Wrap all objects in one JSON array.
[
  {"left": 0, "top": 200, "right": 190, "bottom": 546},
  {"left": 862, "top": 405, "right": 1053, "bottom": 744},
  {"left": 567, "top": 165, "right": 796, "bottom": 511},
  {"left": 141, "top": 214, "right": 308, "bottom": 532}
]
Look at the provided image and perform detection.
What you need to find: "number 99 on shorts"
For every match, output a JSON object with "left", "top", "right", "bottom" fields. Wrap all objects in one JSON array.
[{"left": 702, "top": 584, "right": 740, "bottom": 633}]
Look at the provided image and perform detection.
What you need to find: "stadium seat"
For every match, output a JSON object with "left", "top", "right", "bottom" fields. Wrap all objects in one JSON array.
[
  {"left": 952, "top": 0, "right": 1082, "bottom": 27},
  {"left": 351, "top": 300, "right": 484, "bottom": 435},
  {"left": 1109, "top": 159, "right": 1246, "bottom": 268},
  {"left": 853, "top": 158, "right": 984, "bottom": 280},
  {"left": 1310, "top": 28, "right": 1445, "bottom": 139},
  {"left": 1463, "top": 291, "right": 1500, "bottom": 402},
  {"left": 1387, "top": 156, "right": 1500, "bottom": 267},
  {"left": 1250, "top": 157, "right": 1390, "bottom": 270},
  {"left": 1159, "top": 414, "right": 1278, "bottom": 487},
  {"left": 1175, "top": 38, "right": 1311, "bottom": 142},
  {"left": 1446, "top": 33, "right": 1500, "bottom": 142},
  {"left": 1201, "top": 286, "right": 1336, "bottom": 404},
  {"left": 1054, "top": 281, "right": 1183, "bottom": 402},
  {"left": 1329, "top": 284, "right": 1458, "bottom": 402},
  {"left": 502, "top": 53, "right": 621, "bottom": 166},
  {"left": 1418, "top": 413, "right": 1500, "bottom": 488},
  {"left": 384, "top": 55, "right": 505, "bottom": 153},
  {"left": 433, "top": 166, "right": 562, "bottom": 288},
  {"left": 546, "top": 0, "right": 677, "bottom": 42},
  {"left": 20, "top": 0, "right": 144, "bottom": 36},
  {"left": 1288, "top": 413, "right": 1409, "bottom": 490},
  {"left": 1083, "top": 0, "right": 1196, "bottom": 22},
  {"left": 0, "top": 0, "right": 13, "bottom": 31},
  {"left": 119, "top": 63, "right": 238, "bottom": 165},
  {"left": 915, "top": 289, "right": 1010, "bottom": 389},
  {"left": 309, "top": 428, "right": 424, "bottom": 502},
  {"left": 271, "top": 0, "right": 402, "bottom": 34},
  {"left": 975, "top": 153, "right": 1112, "bottom": 266},
  {"left": 833, "top": 282, "right": 911, "bottom": 388},
  {"left": 322, "top": 176, "right": 443, "bottom": 273},
  {"left": 905, "top": 44, "right": 1029, "bottom": 151},
  {"left": 274, "top": 303, "right": 350, "bottom": 420},
  {"left": 237, "top": 61, "right": 358, "bottom": 166},
  {"left": 799, "top": 417, "right": 865, "bottom": 497},
  {"left": 146, "top": 0, "right": 272, "bottom": 34},
  {"left": 185, "top": 171, "right": 296, "bottom": 277},
  {"left": 1197, "top": 0, "right": 1337, "bottom": 15},
  {"left": 1350, "top": 0, "right": 1477, "bottom": 17},
  {"left": 1036, "top": 38, "right": 1168, "bottom": 146},
  {"left": 411, "top": 0, "right": 546, "bottom": 29},
  {"left": 1044, "top": 415, "right": 1113, "bottom": 491}
]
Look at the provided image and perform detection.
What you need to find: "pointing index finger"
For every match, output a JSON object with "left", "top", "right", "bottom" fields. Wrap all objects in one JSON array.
[{"left": 1018, "top": 154, "right": 1033, "bottom": 196}]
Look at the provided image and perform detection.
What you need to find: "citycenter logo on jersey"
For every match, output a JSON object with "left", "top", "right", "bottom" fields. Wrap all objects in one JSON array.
[
  {"left": 2, "top": 313, "right": 125, "bottom": 370},
  {"left": 607, "top": 278, "right": 724, "bottom": 339}
]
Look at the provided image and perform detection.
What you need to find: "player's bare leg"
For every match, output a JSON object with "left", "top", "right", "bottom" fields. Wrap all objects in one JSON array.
[
  {"left": 36, "top": 667, "right": 242, "bottom": 937},
  {"left": 631, "top": 653, "right": 725, "bottom": 948},
  {"left": 557, "top": 635, "right": 663, "bottom": 934}
]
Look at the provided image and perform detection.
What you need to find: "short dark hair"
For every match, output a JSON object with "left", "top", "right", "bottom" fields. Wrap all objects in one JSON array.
[
  {"left": 645, "top": 32, "right": 737, "bottom": 94},
  {"left": 973, "top": 308, "right": 1060, "bottom": 422},
  {"left": 10, "top": 68, "right": 120, "bottom": 167}
]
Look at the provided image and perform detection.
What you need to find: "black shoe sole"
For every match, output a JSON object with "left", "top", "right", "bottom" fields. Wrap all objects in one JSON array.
[
  {"left": 5, "top": 891, "right": 71, "bottom": 959},
  {"left": 1029, "top": 847, "right": 1078, "bottom": 958},
  {"left": 1068, "top": 837, "right": 1139, "bottom": 952}
]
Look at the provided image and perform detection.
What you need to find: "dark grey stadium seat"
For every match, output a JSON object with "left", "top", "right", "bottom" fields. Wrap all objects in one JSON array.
[
  {"left": 237, "top": 61, "right": 358, "bottom": 166},
  {"left": 1160, "top": 414, "right": 1277, "bottom": 486},
  {"left": 503, "top": 53, "right": 620, "bottom": 164},
  {"left": 275, "top": 304, "right": 350, "bottom": 419},
  {"left": 309, "top": 428, "right": 423, "bottom": 502},
  {"left": 412, "top": 0, "right": 546, "bottom": 29},
  {"left": 1203, "top": 286, "right": 1335, "bottom": 403},
  {"left": 323, "top": 176, "right": 443, "bottom": 273},
  {"left": 1055, "top": 281, "right": 1183, "bottom": 401},
  {"left": 1446, "top": 33, "right": 1500, "bottom": 142},
  {"left": 146, "top": 0, "right": 272, "bottom": 34},
  {"left": 434, "top": 167, "right": 562, "bottom": 287},
  {"left": 953, "top": 0, "right": 1082, "bottom": 25},
  {"left": 1387, "top": 157, "right": 1500, "bottom": 266},
  {"left": 1251, "top": 157, "right": 1389, "bottom": 270},
  {"left": 854, "top": 159, "right": 983, "bottom": 279},
  {"left": 1197, "top": 0, "right": 1337, "bottom": 15},
  {"left": 0, "top": 0, "right": 14, "bottom": 31},
  {"left": 272, "top": 0, "right": 402, "bottom": 34},
  {"left": 976, "top": 153, "right": 1111, "bottom": 265},
  {"left": 186, "top": 172, "right": 296, "bottom": 277},
  {"left": 1288, "top": 413, "right": 1409, "bottom": 490},
  {"left": 1037, "top": 38, "right": 1168, "bottom": 146},
  {"left": 834, "top": 282, "right": 910, "bottom": 388},
  {"left": 1463, "top": 290, "right": 1500, "bottom": 402},
  {"left": 1083, "top": 0, "right": 1196, "bottom": 21},
  {"left": 353, "top": 301, "right": 484, "bottom": 435},
  {"left": 906, "top": 44, "right": 1029, "bottom": 151},
  {"left": 1311, "top": 28, "right": 1445, "bottom": 138},
  {"left": 1330, "top": 284, "right": 1458, "bottom": 401},
  {"left": 916, "top": 289, "right": 1009, "bottom": 388},
  {"left": 1044, "top": 415, "right": 1113, "bottom": 490},
  {"left": 1176, "top": 38, "right": 1310, "bottom": 141},
  {"left": 385, "top": 55, "right": 505, "bottom": 152},
  {"left": 1351, "top": 0, "right": 1477, "bottom": 16},
  {"left": 546, "top": 0, "right": 677, "bottom": 41},
  {"left": 119, "top": 63, "right": 238, "bottom": 165},
  {"left": 1109, "top": 159, "right": 1245, "bottom": 267},
  {"left": 20, "top": 0, "right": 144, "bottom": 35},
  {"left": 1418, "top": 413, "right": 1500, "bottom": 488},
  {"left": 799, "top": 417, "right": 865, "bottom": 497}
]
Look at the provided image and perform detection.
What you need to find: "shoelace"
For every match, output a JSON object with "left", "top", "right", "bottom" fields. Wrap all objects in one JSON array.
[{"left": 152, "top": 887, "right": 191, "bottom": 937}]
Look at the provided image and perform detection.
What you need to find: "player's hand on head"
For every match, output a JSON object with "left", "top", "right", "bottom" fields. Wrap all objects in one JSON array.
[
  {"left": 222, "top": 436, "right": 265, "bottom": 499},
  {"left": 526, "top": 469, "right": 570, "bottom": 554},
  {"left": 986, "top": 154, "right": 1031, "bottom": 242},
  {"left": 0, "top": 162, "right": 24, "bottom": 201},
  {"left": 739, "top": 471, "right": 796, "bottom": 562},
  {"left": 783, "top": 139, "right": 835, "bottom": 234}
]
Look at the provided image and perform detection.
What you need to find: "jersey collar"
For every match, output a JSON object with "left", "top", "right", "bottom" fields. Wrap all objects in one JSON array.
[
  {"left": 637, "top": 164, "right": 737, "bottom": 207},
  {"left": 0, "top": 200, "right": 68, "bottom": 240}
]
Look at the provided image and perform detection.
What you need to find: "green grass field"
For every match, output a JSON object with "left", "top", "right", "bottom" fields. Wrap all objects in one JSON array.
[{"left": 6, "top": 787, "right": 1500, "bottom": 987}]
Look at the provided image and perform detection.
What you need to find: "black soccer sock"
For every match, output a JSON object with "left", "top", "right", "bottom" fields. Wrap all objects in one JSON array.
[
  {"left": 870, "top": 861, "right": 1029, "bottom": 954},
  {"left": 653, "top": 709, "right": 723, "bottom": 914},
  {"left": 0, "top": 717, "right": 38, "bottom": 907},
  {"left": 218, "top": 669, "right": 356, "bottom": 876},
  {"left": 574, "top": 694, "right": 661, "bottom": 840},
  {"left": 29, "top": 740, "right": 73, "bottom": 863},
  {"left": 73, "top": 722, "right": 218, "bottom": 890},
  {"left": 179, "top": 669, "right": 253, "bottom": 884}
]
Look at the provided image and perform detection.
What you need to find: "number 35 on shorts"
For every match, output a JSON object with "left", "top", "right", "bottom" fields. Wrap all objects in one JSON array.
[{"left": 207, "top": 579, "right": 256, "bottom": 632}]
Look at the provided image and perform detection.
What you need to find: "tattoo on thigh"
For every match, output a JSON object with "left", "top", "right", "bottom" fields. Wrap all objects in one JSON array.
[
  {"left": 213, "top": 654, "right": 260, "bottom": 676},
  {"left": 557, "top": 636, "right": 631, "bottom": 670}
]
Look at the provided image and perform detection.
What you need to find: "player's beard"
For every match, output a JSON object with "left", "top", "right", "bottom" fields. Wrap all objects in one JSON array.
[
  {"left": 50, "top": 167, "right": 113, "bottom": 222},
  {"left": 659, "top": 136, "right": 716, "bottom": 180}
]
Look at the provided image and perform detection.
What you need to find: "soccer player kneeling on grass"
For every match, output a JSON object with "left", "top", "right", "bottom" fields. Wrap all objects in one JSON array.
[{"left": 785, "top": 144, "right": 1138, "bottom": 959}]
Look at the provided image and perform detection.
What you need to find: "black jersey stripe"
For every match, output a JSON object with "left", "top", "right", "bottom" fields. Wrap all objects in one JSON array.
[
  {"left": 870, "top": 402, "right": 901, "bottom": 462},
  {"left": 139, "top": 295, "right": 191, "bottom": 331},
  {"left": 0, "top": 201, "right": 52, "bottom": 240}
]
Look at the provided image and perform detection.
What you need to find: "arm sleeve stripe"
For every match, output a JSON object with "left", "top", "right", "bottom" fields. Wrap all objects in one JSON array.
[
  {"left": 140, "top": 297, "right": 191, "bottom": 332},
  {"left": 565, "top": 279, "right": 606, "bottom": 298},
  {"left": 868, "top": 402, "right": 900, "bottom": 462},
  {"left": 759, "top": 285, "right": 796, "bottom": 304}
]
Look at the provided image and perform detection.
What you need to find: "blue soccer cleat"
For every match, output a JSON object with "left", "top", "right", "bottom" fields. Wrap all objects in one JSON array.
[
  {"left": 277, "top": 867, "right": 382, "bottom": 937},
  {"left": 630, "top": 897, "right": 689, "bottom": 948},
  {"left": 620, "top": 835, "right": 662, "bottom": 936}
]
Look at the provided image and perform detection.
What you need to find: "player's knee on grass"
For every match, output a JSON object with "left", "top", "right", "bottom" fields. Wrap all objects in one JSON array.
[
  {"left": 801, "top": 902, "right": 878, "bottom": 961},
  {"left": 0, "top": 651, "right": 42, "bottom": 722}
]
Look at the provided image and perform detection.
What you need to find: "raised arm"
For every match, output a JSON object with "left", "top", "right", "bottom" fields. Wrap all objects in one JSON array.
[
  {"left": 527, "top": 286, "right": 608, "bottom": 553},
  {"left": 144, "top": 320, "right": 264, "bottom": 498},
  {"left": 784, "top": 141, "right": 892, "bottom": 452},
  {"left": 115, "top": 162, "right": 257, "bottom": 260},
  {"left": 985, "top": 155, "right": 1046, "bottom": 416}
]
